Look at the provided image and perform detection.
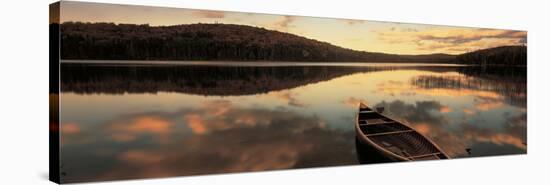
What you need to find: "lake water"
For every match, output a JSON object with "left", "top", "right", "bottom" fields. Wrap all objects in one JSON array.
[{"left": 58, "top": 61, "right": 527, "bottom": 182}]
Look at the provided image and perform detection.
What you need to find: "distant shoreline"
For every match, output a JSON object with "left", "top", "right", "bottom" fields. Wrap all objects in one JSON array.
[
  {"left": 60, "top": 60, "right": 471, "bottom": 67},
  {"left": 57, "top": 23, "right": 525, "bottom": 66}
]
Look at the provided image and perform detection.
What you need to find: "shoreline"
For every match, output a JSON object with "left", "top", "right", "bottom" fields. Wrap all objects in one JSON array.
[{"left": 60, "top": 60, "right": 470, "bottom": 67}]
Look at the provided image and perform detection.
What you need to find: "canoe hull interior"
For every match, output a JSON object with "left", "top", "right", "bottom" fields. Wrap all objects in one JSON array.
[
  {"left": 355, "top": 136, "right": 404, "bottom": 163},
  {"left": 355, "top": 103, "right": 450, "bottom": 162}
]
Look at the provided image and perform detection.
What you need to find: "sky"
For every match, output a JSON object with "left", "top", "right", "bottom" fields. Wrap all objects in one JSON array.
[{"left": 59, "top": 1, "right": 527, "bottom": 55}]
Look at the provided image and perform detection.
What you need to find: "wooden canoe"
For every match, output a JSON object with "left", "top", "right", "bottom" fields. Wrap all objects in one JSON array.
[{"left": 355, "top": 102, "right": 450, "bottom": 161}]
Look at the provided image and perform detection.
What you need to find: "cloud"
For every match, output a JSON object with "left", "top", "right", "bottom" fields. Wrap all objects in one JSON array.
[
  {"left": 185, "top": 114, "right": 208, "bottom": 134},
  {"left": 417, "top": 29, "right": 526, "bottom": 45},
  {"left": 274, "top": 16, "right": 296, "bottom": 31},
  {"left": 463, "top": 108, "right": 475, "bottom": 115},
  {"left": 270, "top": 91, "right": 307, "bottom": 108},
  {"left": 474, "top": 97, "right": 504, "bottom": 111},
  {"left": 344, "top": 19, "right": 366, "bottom": 26},
  {"left": 460, "top": 114, "right": 526, "bottom": 150},
  {"left": 377, "top": 27, "right": 527, "bottom": 53},
  {"left": 61, "top": 122, "right": 81, "bottom": 134},
  {"left": 372, "top": 100, "right": 526, "bottom": 157},
  {"left": 374, "top": 100, "right": 449, "bottom": 126},
  {"left": 60, "top": 122, "right": 81, "bottom": 146},
  {"left": 59, "top": 96, "right": 526, "bottom": 182},
  {"left": 203, "top": 100, "right": 231, "bottom": 116},
  {"left": 108, "top": 115, "right": 173, "bottom": 142},
  {"left": 192, "top": 10, "right": 225, "bottom": 18},
  {"left": 402, "top": 28, "right": 418, "bottom": 32},
  {"left": 342, "top": 97, "right": 368, "bottom": 108},
  {"left": 439, "top": 105, "right": 452, "bottom": 113},
  {"left": 59, "top": 100, "right": 357, "bottom": 182}
]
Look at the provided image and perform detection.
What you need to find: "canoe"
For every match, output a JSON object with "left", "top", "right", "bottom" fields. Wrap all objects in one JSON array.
[{"left": 355, "top": 102, "right": 450, "bottom": 161}]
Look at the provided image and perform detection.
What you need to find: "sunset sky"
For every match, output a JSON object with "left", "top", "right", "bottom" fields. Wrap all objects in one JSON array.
[{"left": 59, "top": 1, "right": 526, "bottom": 55}]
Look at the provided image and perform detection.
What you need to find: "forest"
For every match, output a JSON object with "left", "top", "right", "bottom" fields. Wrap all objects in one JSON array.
[
  {"left": 58, "top": 22, "right": 454, "bottom": 62},
  {"left": 57, "top": 22, "right": 526, "bottom": 65},
  {"left": 453, "top": 45, "right": 526, "bottom": 66}
]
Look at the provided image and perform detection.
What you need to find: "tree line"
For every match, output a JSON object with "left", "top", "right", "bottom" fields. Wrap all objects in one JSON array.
[
  {"left": 58, "top": 22, "right": 453, "bottom": 62},
  {"left": 57, "top": 22, "right": 526, "bottom": 65},
  {"left": 453, "top": 45, "right": 526, "bottom": 66}
]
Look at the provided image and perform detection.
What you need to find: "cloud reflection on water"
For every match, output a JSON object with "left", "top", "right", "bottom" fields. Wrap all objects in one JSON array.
[
  {"left": 59, "top": 65, "right": 526, "bottom": 183},
  {"left": 60, "top": 100, "right": 356, "bottom": 182}
]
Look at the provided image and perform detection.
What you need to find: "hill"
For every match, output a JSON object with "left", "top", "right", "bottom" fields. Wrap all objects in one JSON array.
[
  {"left": 453, "top": 45, "right": 526, "bottom": 66},
  {"left": 58, "top": 22, "right": 454, "bottom": 62}
]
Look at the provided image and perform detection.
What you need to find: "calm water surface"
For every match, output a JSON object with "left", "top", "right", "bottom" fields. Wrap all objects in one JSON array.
[{"left": 59, "top": 61, "right": 526, "bottom": 182}]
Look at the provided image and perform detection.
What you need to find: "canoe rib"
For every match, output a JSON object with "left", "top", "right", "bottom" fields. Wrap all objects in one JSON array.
[{"left": 356, "top": 102, "right": 450, "bottom": 161}]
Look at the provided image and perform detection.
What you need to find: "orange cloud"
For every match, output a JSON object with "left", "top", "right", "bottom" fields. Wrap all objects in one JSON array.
[
  {"left": 87, "top": 104, "right": 348, "bottom": 181},
  {"left": 270, "top": 91, "right": 307, "bottom": 107},
  {"left": 405, "top": 113, "right": 526, "bottom": 157},
  {"left": 377, "top": 27, "right": 526, "bottom": 54},
  {"left": 185, "top": 114, "right": 208, "bottom": 134},
  {"left": 461, "top": 123, "right": 527, "bottom": 150},
  {"left": 125, "top": 117, "right": 171, "bottom": 134},
  {"left": 413, "top": 123, "right": 431, "bottom": 135},
  {"left": 478, "top": 133, "right": 526, "bottom": 150},
  {"left": 439, "top": 106, "right": 452, "bottom": 113},
  {"left": 183, "top": 100, "right": 265, "bottom": 135},
  {"left": 416, "top": 29, "right": 526, "bottom": 44},
  {"left": 475, "top": 98, "right": 504, "bottom": 111},
  {"left": 61, "top": 122, "right": 80, "bottom": 134},
  {"left": 60, "top": 122, "right": 81, "bottom": 146},
  {"left": 418, "top": 88, "right": 502, "bottom": 99},
  {"left": 109, "top": 116, "right": 172, "bottom": 142}
]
